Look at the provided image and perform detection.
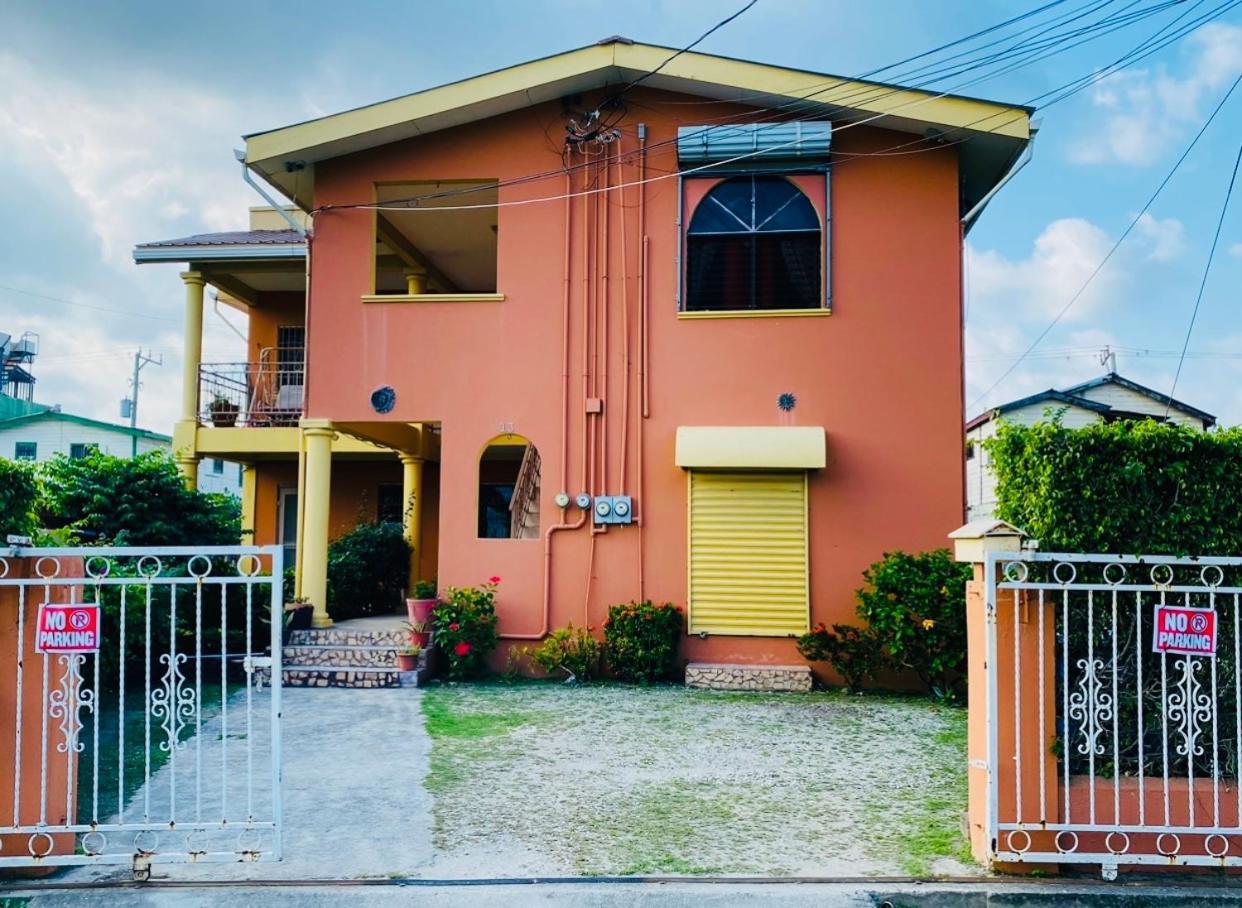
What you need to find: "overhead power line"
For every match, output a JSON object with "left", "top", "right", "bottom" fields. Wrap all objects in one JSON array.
[
  {"left": 0, "top": 282, "right": 179, "bottom": 323},
  {"left": 967, "top": 72, "right": 1242, "bottom": 412},
  {"left": 1165, "top": 142, "right": 1242, "bottom": 416}
]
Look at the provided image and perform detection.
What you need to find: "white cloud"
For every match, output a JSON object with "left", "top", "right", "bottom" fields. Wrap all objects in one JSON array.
[
  {"left": 1134, "top": 213, "right": 1186, "bottom": 262},
  {"left": 967, "top": 218, "right": 1119, "bottom": 323},
  {"left": 1230, "top": 242, "right": 1242, "bottom": 259},
  {"left": 0, "top": 52, "right": 259, "bottom": 269},
  {"left": 1069, "top": 23, "right": 1242, "bottom": 166}
]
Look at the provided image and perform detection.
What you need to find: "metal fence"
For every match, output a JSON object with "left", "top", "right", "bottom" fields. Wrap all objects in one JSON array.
[
  {"left": 199, "top": 359, "right": 304, "bottom": 428},
  {"left": 0, "top": 546, "right": 283, "bottom": 877},
  {"left": 986, "top": 551, "right": 1242, "bottom": 878}
]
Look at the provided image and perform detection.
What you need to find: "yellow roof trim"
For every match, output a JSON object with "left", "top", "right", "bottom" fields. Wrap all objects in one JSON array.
[
  {"left": 676, "top": 426, "right": 826, "bottom": 470},
  {"left": 245, "top": 41, "right": 1029, "bottom": 170}
]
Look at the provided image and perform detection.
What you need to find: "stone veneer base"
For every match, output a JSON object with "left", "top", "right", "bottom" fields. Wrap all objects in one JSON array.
[{"left": 685, "top": 662, "right": 813, "bottom": 692}]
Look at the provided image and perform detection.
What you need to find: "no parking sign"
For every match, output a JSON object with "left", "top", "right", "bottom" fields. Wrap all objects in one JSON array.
[
  {"left": 35, "top": 601, "right": 101, "bottom": 654},
  {"left": 1152, "top": 604, "right": 1216, "bottom": 657}
]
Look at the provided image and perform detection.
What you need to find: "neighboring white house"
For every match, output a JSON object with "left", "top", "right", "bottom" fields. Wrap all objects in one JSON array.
[
  {"left": 0, "top": 404, "right": 241, "bottom": 497},
  {"left": 965, "top": 372, "right": 1216, "bottom": 520}
]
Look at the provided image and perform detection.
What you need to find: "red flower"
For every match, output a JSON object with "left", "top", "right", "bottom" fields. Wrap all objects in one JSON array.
[
  {"left": 488, "top": 575, "right": 501, "bottom": 584},
  {"left": 454, "top": 642, "right": 471, "bottom": 657},
  {"left": 449, "top": 622, "right": 460, "bottom": 632}
]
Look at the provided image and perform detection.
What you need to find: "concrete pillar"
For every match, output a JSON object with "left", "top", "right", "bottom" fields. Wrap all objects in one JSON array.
[
  {"left": 399, "top": 453, "right": 424, "bottom": 591},
  {"left": 404, "top": 266, "right": 428, "bottom": 295},
  {"left": 176, "top": 454, "right": 198, "bottom": 491},
  {"left": 179, "top": 271, "right": 206, "bottom": 422},
  {"left": 240, "top": 463, "right": 257, "bottom": 542},
  {"left": 951, "top": 520, "right": 1056, "bottom": 872},
  {"left": 300, "top": 420, "right": 336, "bottom": 628}
]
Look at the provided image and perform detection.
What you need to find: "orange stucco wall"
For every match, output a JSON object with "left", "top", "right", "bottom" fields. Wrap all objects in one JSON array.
[
  {"left": 304, "top": 87, "right": 965, "bottom": 668},
  {"left": 246, "top": 292, "right": 304, "bottom": 359}
]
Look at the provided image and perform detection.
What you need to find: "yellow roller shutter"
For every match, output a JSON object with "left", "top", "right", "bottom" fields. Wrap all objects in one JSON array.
[{"left": 687, "top": 470, "right": 809, "bottom": 636}]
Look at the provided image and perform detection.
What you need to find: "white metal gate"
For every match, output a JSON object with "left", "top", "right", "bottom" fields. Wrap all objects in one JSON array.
[
  {"left": 0, "top": 546, "right": 283, "bottom": 876},
  {"left": 986, "top": 551, "right": 1242, "bottom": 877}
]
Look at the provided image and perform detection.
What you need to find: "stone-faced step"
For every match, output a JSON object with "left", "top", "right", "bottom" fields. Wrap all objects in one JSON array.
[
  {"left": 287, "top": 627, "right": 413, "bottom": 648},
  {"left": 282, "top": 644, "right": 400, "bottom": 668},
  {"left": 685, "top": 662, "right": 813, "bottom": 693},
  {"left": 280, "top": 666, "right": 404, "bottom": 689}
]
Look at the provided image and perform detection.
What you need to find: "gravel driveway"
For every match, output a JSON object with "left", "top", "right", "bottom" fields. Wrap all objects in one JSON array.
[{"left": 421, "top": 683, "right": 973, "bottom": 878}]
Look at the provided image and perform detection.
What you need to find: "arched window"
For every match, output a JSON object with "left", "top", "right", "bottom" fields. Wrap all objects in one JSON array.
[
  {"left": 685, "top": 176, "right": 821, "bottom": 312},
  {"left": 477, "top": 435, "right": 540, "bottom": 539}
]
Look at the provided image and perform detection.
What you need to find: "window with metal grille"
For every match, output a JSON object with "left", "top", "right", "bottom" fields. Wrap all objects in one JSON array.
[
  {"left": 276, "top": 325, "right": 305, "bottom": 387},
  {"left": 14, "top": 441, "right": 35, "bottom": 461},
  {"left": 685, "top": 176, "right": 822, "bottom": 312},
  {"left": 69, "top": 443, "right": 97, "bottom": 459}
]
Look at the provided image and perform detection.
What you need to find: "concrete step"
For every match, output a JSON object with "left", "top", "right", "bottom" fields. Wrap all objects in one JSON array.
[
  {"left": 685, "top": 662, "right": 813, "bottom": 692},
  {"left": 282, "top": 644, "right": 400, "bottom": 668},
  {"left": 287, "top": 626, "right": 413, "bottom": 647},
  {"left": 280, "top": 666, "right": 408, "bottom": 689}
]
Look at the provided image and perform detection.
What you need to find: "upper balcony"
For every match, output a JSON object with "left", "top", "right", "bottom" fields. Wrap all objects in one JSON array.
[{"left": 199, "top": 355, "right": 304, "bottom": 429}]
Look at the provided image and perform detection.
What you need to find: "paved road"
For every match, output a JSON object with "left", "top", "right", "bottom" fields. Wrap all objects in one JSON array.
[{"left": 6, "top": 879, "right": 1241, "bottom": 906}]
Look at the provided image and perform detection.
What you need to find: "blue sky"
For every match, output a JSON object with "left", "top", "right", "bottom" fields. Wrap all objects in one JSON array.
[{"left": 0, "top": 0, "right": 1239, "bottom": 431}]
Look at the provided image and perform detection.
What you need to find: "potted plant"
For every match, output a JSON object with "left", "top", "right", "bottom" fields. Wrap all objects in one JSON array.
[
  {"left": 404, "top": 619, "right": 431, "bottom": 648},
  {"left": 284, "top": 596, "right": 313, "bottom": 633},
  {"left": 209, "top": 394, "right": 240, "bottom": 427},
  {"left": 395, "top": 641, "right": 422, "bottom": 672},
  {"left": 406, "top": 578, "right": 437, "bottom": 625}
]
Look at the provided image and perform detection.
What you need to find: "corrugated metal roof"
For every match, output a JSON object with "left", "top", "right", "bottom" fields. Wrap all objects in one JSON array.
[{"left": 135, "top": 229, "right": 305, "bottom": 249}]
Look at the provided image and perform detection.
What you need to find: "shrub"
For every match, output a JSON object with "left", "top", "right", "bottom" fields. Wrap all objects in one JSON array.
[
  {"left": 0, "top": 457, "right": 39, "bottom": 539},
  {"left": 855, "top": 549, "right": 972, "bottom": 700},
  {"left": 603, "top": 601, "right": 682, "bottom": 683},
  {"left": 530, "top": 623, "right": 601, "bottom": 682},
  {"left": 433, "top": 578, "right": 501, "bottom": 679},
  {"left": 326, "top": 522, "right": 411, "bottom": 621},
  {"left": 986, "top": 418, "right": 1242, "bottom": 555},
  {"left": 40, "top": 449, "right": 240, "bottom": 545},
  {"left": 412, "top": 578, "right": 437, "bottom": 599},
  {"left": 796, "top": 623, "right": 885, "bottom": 692}
]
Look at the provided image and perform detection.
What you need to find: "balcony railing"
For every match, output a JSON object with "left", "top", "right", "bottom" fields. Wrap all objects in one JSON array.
[{"left": 199, "top": 358, "right": 304, "bottom": 428}]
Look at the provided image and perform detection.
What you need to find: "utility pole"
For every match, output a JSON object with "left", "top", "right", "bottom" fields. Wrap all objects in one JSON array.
[
  {"left": 1099, "top": 345, "right": 1117, "bottom": 374},
  {"left": 128, "top": 349, "right": 163, "bottom": 457}
]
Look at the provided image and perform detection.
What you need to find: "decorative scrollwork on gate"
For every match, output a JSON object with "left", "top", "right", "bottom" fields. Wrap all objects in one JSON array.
[
  {"left": 1167, "top": 656, "right": 1213, "bottom": 758},
  {"left": 1068, "top": 657, "right": 1114, "bottom": 756},
  {"left": 47, "top": 654, "right": 95, "bottom": 754},
  {"left": 150, "top": 652, "right": 196, "bottom": 752}
]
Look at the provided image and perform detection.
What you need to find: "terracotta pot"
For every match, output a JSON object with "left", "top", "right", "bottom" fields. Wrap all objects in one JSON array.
[
  {"left": 410, "top": 630, "right": 431, "bottom": 648},
  {"left": 396, "top": 653, "right": 418, "bottom": 672},
  {"left": 285, "top": 604, "right": 313, "bottom": 630},
  {"left": 406, "top": 597, "right": 436, "bottom": 624}
]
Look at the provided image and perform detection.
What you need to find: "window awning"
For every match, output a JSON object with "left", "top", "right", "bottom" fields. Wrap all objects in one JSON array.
[
  {"left": 677, "top": 122, "right": 832, "bottom": 164},
  {"left": 675, "top": 426, "right": 826, "bottom": 470}
]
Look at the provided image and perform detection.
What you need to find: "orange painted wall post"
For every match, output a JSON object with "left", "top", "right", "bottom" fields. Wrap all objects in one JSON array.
[
  {"left": 0, "top": 558, "right": 81, "bottom": 871},
  {"left": 952, "top": 521, "right": 1058, "bottom": 870}
]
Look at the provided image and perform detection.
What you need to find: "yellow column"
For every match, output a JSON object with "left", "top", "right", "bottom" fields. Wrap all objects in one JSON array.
[
  {"left": 180, "top": 271, "right": 206, "bottom": 421},
  {"left": 399, "top": 453, "right": 424, "bottom": 591},
  {"left": 300, "top": 420, "right": 335, "bottom": 628},
  {"left": 175, "top": 454, "right": 198, "bottom": 490},
  {"left": 239, "top": 464, "right": 257, "bottom": 542},
  {"left": 404, "top": 266, "right": 428, "bottom": 295},
  {"left": 176, "top": 270, "right": 206, "bottom": 488}
]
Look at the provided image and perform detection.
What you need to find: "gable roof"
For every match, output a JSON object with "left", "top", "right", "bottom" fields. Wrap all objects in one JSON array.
[
  {"left": 0, "top": 409, "right": 172, "bottom": 443},
  {"left": 967, "top": 373, "right": 1217, "bottom": 431},
  {"left": 1062, "top": 372, "right": 1217, "bottom": 426},
  {"left": 244, "top": 38, "right": 1031, "bottom": 215},
  {"left": 133, "top": 229, "right": 306, "bottom": 264},
  {"left": 965, "top": 389, "right": 1110, "bottom": 431}
]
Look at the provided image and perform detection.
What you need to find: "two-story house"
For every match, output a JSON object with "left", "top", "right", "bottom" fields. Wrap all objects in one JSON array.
[{"left": 134, "top": 39, "right": 1031, "bottom": 669}]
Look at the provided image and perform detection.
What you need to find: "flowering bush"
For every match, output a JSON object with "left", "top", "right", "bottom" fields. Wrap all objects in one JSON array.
[
  {"left": 796, "top": 623, "right": 885, "bottom": 692},
  {"left": 433, "top": 578, "right": 501, "bottom": 679},
  {"left": 602, "top": 601, "right": 683, "bottom": 683},
  {"left": 854, "top": 549, "right": 972, "bottom": 700},
  {"left": 530, "top": 623, "right": 601, "bottom": 682}
]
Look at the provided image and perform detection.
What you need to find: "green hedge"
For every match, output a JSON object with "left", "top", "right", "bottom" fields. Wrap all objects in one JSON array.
[
  {"left": 327, "top": 522, "right": 411, "bottom": 621},
  {"left": 0, "top": 457, "right": 39, "bottom": 538},
  {"left": 986, "top": 418, "right": 1242, "bottom": 555}
]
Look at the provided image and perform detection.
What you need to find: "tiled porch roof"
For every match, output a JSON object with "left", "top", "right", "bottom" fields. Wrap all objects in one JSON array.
[{"left": 136, "top": 229, "right": 305, "bottom": 249}]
